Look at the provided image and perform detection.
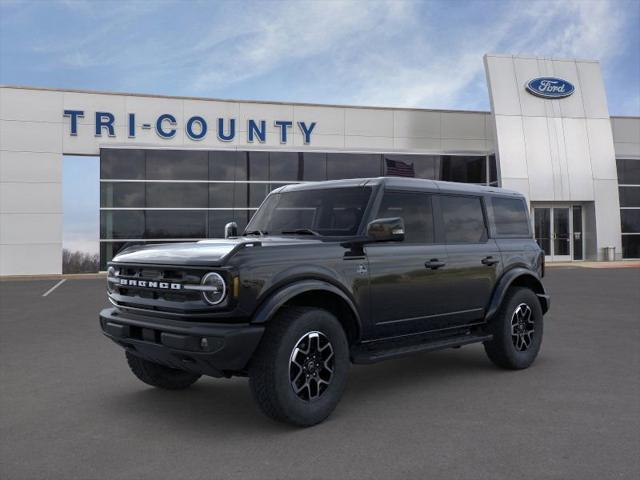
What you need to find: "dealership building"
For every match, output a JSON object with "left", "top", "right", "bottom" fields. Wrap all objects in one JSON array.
[{"left": 1, "top": 53, "right": 639, "bottom": 275}]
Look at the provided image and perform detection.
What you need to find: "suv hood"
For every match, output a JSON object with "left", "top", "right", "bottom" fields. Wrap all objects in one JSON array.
[{"left": 111, "top": 236, "right": 324, "bottom": 266}]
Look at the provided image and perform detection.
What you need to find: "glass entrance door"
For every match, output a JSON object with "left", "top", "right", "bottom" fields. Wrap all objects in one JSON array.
[
  {"left": 552, "top": 207, "right": 571, "bottom": 261},
  {"left": 533, "top": 205, "right": 582, "bottom": 261}
]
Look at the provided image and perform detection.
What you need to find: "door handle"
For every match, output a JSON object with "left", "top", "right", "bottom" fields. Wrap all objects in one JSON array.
[
  {"left": 481, "top": 256, "right": 500, "bottom": 266},
  {"left": 425, "top": 259, "right": 446, "bottom": 270}
]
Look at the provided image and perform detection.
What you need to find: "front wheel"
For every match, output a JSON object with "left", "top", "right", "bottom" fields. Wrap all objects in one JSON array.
[
  {"left": 483, "top": 287, "right": 544, "bottom": 370},
  {"left": 249, "top": 307, "right": 349, "bottom": 427}
]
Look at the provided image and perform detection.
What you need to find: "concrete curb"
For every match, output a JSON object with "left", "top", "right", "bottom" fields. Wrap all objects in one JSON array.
[
  {"left": 547, "top": 261, "right": 640, "bottom": 269},
  {"left": 0, "top": 273, "right": 106, "bottom": 282}
]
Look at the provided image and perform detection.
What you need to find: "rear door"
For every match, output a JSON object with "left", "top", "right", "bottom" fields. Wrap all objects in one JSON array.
[
  {"left": 366, "top": 190, "right": 449, "bottom": 338},
  {"left": 438, "top": 194, "right": 501, "bottom": 326}
]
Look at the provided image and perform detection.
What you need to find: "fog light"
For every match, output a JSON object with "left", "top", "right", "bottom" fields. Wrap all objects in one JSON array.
[{"left": 201, "top": 272, "right": 226, "bottom": 305}]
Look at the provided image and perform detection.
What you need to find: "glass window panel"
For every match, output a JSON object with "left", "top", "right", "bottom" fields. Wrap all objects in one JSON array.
[
  {"left": 384, "top": 155, "right": 440, "bottom": 179},
  {"left": 534, "top": 208, "right": 551, "bottom": 254},
  {"left": 440, "top": 155, "right": 486, "bottom": 184},
  {"left": 440, "top": 195, "right": 487, "bottom": 243},
  {"left": 621, "top": 210, "right": 640, "bottom": 233},
  {"left": 376, "top": 192, "right": 434, "bottom": 243},
  {"left": 622, "top": 235, "right": 640, "bottom": 258},
  {"left": 269, "top": 152, "right": 300, "bottom": 181},
  {"left": 248, "top": 151, "right": 269, "bottom": 180},
  {"left": 617, "top": 159, "right": 640, "bottom": 185},
  {"left": 249, "top": 183, "right": 270, "bottom": 208},
  {"left": 491, "top": 197, "right": 530, "bottom": 236},
  {"left": 209, "top": 183, "right": 235, "bottom": 207},
  {"left": 146, "top": 182, "right": 208, "bottom": 208},
  {"left": 489, "top": 154, "right": 498, "bottom": 185},
  {"left": 233, "top": 182, "right": 249, "bottom": 208},
  {"left": 327, "top": 153, "right": 381, "bottom": 180},
  {"left": 572, "top": 205, "right": 583, "bottom": 261},
  {"left": 100, "top": 149, "right": 145, "bottom": 179},
  {"left": 146, "top": 150, "right": 208, "bottom": 180},
  {"left": 209, "top": 151, "right": 247, "bottom": 181},
  {"left": 100, "top": 182, "right": 145, "bottom": 208},
  {"left": 145, "top": 210, "right": 206, "bottom": 238},
  {"left": 618, "top": 186, "right": 640, "bottom": 207},
  {"left": 302, "top": 153, "right": 327, "bottom": 181},
  {"left": 553, "top": 208, "right": 570, "bottom": 256},
  {"left": 100, "top": 211, "right": 145, "bottom": 239}
]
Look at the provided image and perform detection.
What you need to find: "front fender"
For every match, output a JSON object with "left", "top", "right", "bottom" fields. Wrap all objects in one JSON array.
[
  {"left": 485, "top": 268, "right": 549, "bottom": 321},
  {"left": 250, "top": 279, "right": 361, "bottom": 328}
]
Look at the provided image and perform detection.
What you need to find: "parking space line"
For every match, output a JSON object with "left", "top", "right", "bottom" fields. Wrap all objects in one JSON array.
[{"left": 42, "top": 279, "right": 67, "bottom": 297}]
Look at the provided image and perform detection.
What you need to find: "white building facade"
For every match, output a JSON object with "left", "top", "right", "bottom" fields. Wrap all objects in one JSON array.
[{"left": 1, "top": 54, "right": 639, "bottom": 275}]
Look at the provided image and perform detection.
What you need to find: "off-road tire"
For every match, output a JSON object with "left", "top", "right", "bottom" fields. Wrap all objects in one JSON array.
[
  {"left": 126, "top": 351, "right": 201, "bottom": 390},
  {"left": 483, "top": 287, "right": 544, "bottom": 370},
  {"left": 249, "top": 307, "right": 349, "bottom": 427}
]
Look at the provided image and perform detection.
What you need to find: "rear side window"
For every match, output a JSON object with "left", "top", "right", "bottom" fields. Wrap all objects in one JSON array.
[
  {"left": 491, "top": 197, "right": 530, "bottom": 237},
  {"left": 376, "top": 191, "right": 434, "bottom": 243},
  {"left": 440, "top": 195, "right": 487, "bottom": 243}
]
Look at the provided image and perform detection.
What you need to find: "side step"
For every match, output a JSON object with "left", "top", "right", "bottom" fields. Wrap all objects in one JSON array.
[{"left": 351, "top": 333, "right": 492, "bottom": 365}]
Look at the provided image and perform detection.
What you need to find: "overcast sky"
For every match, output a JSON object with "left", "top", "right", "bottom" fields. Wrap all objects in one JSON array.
[{"left": 1, "top": 0, "right": 639, "bottom": 253}]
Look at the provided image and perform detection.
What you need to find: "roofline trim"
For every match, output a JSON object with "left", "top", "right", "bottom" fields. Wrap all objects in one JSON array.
[{"left": 0, "top": 84, "right": 490, "bottom": 115}]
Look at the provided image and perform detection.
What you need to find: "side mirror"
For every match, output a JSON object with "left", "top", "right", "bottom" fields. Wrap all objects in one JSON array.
[
  {"left": 224, "top": 222, "right": 238, "bottom": 238},
  {"left": 366, "top": 217, "right": 405, "bottom": 242}
]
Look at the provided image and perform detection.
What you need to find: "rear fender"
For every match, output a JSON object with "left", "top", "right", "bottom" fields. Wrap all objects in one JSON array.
[{"left": 485, "top": 268, "right": 549, "bottom": 321}]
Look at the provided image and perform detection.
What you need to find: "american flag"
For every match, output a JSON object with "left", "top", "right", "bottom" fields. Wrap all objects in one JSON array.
[{"left": 385, "top": 158, "right": 415, "bottom": 177}]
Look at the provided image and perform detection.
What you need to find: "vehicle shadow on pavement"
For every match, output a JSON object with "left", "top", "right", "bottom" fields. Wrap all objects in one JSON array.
[{"left": 102, "top": 346, "right": 500, "bottom": 433}]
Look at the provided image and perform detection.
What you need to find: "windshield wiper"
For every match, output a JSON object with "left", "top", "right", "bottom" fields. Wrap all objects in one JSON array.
[
  {"left": 280, "top": 228, "right": 321, "bottom": 236},
  {"left": 244, "top": 229, "right": 268, "bottom": 236}
]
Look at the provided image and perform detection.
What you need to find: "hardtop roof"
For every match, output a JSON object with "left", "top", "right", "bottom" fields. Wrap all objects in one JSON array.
[{"left": 277, "top": 177, "right": 523, "bottom": 197}]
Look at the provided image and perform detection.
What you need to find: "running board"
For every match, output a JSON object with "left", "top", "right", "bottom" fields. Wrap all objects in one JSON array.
[{"left": 351, "top": 333, "right": 492, "bottom": 364}]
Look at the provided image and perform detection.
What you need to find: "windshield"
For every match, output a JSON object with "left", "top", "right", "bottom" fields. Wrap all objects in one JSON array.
[{"left": 245, "top": 187, "right": 372, "bottom": 237}]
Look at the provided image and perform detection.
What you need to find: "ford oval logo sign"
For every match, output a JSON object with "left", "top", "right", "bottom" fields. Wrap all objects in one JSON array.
[{"left": 526, "top": 77, "right": 575, "bottom": 99}]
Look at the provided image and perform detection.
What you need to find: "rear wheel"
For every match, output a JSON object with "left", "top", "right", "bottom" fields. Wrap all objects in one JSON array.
[
  {"left": 126, "top": 352, "right": 201, "bottom": 390},
  {"left": 249, "top": 307, "right": 349, "bottom": 427},
  {"left": 483, "top": 287, "right": 543, "bottom": 369}
]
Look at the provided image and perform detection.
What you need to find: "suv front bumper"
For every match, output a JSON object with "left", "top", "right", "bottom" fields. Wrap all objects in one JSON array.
[{"left": 99, "top": 308, "right": 264, "bottom": 377}]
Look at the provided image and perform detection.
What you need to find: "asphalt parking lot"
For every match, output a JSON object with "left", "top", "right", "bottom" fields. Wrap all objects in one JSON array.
[{"left": 1, "top": 267, "right": 639, "bottom": 480}]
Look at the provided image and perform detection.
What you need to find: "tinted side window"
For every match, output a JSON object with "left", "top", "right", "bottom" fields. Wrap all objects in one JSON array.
[
  {"left": 491, "top": 197, "right": 530, "bottom": 236},
  {"left": 440, "top": 195, "right": 487, "bottom": 243},
  {"left": 376, "top": 191, "right": 434, "bottom": 243}
]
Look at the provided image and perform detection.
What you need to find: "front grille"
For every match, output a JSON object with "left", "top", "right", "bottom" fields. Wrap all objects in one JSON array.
[{"left": 108, "top": 264, "right": 224, "bottom": 315}]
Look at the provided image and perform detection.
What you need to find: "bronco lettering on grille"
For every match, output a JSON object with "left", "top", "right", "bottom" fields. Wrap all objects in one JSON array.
[{"left": 118, "top": 278, "right": 182, "bottom": 290}]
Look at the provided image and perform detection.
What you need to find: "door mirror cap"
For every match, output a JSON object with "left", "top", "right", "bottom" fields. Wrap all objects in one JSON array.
[
  {"left": 367, "top": 217, "right": 405, "bottom": 242},
  {"left": 224, "top": 222, "right": 238, "bottom": 238}
]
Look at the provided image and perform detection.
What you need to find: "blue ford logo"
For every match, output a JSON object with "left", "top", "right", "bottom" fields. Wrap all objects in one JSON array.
[{"left": 526, "top": 77, "right": 575, "bottom": 99}]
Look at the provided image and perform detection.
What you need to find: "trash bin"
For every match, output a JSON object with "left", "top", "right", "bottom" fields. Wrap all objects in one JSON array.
[{"left": 604, "top": 246, "right": 616, "bottom": 261}]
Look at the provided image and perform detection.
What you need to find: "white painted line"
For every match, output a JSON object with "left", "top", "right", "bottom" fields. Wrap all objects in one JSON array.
[{"left": 42, "top": 279, "right": 67, "bottom": 297}]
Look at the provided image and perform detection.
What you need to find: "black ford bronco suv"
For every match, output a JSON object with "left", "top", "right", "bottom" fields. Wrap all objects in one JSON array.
[{"left": 100, "top": 177, "right": 549, "bottom": 426}]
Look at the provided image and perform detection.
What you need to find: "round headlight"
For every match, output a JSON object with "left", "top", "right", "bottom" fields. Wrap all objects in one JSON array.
[
  {"left": 107, "top": 266, "right": 116, "bottom": 293},
  {"left": 201, "top": 272, "right": 226, "bottom": 305}
]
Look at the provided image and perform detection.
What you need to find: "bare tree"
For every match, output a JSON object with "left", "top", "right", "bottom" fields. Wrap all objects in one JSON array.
[{"left": 62, "top": 249, "right": 99, "bottom": 274}]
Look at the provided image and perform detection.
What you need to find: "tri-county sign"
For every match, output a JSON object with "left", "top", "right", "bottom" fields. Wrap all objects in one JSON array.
[
  {"left": 63, "top": 110, "right": 317, "bottom": 144},
  {"left": 525, "top": 77, "right": 575, "bottom": 99}
]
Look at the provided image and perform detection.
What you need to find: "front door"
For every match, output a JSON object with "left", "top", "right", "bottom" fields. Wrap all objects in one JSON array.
[
  {"left": 366, "top": 191, "right": 449, "bottom": 338},
  {"left": 533, "top": 205, "right": 583, "bottom": 261}
]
